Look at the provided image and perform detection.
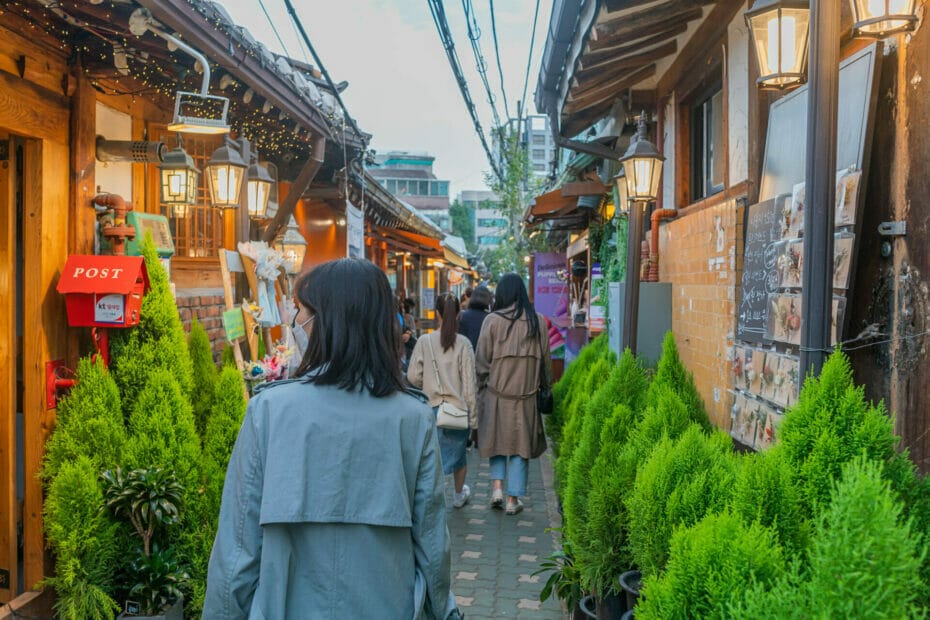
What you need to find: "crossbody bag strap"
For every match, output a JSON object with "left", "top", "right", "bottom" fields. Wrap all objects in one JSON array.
[{"left": 426, "top": 333, "right": 445, "bottom": 395}]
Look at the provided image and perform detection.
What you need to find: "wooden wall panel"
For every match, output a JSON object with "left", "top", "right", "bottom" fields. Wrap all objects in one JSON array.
[
  {"left": 0, "top": 131, "right": 16, "bottom": 600},
  {"left": 0, "top": 70, "right": 68, "bottom": 145},
  {"left": 22, "top": 138, "right": 70, "bottom": 589}
]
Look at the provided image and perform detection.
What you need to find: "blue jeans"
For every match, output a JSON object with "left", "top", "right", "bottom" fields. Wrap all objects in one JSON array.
[{"left": 489, "top": 455, "right": 528, "bottom": 497}]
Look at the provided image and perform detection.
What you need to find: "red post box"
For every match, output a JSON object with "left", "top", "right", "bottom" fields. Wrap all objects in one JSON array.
[{"left": 56, "top": 255, "right": 150, "bottom": 327}]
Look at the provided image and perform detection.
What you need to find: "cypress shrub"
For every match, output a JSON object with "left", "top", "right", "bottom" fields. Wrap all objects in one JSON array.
[
  {"left": 549, "top": 334, "right": 609, "bottom": 450},
  {"left": 42, "top": 455, "right": 120, "bottom": 620},
  {"left": 576, "top": 386, "right": 693, "bottom": 593},
  {"left": 645, "top": 332, "right": 708, "bottom": 429},
  {"left": 181, "top": 366, "right": 247, "bottom": 617},
  {"left": 563, "top": 351, "right": 647, "bottom": 546},
  {"left": 778, "top": 350, "right": 909, "bottom": 517},
  {"left": 188, "top": 317, "right": 218, "bottom": 441},
  {"left": 110, "top": 234, "right": 193, "bottom": 416},
  {"left": 728, "top": 447, "right": 808, "bottom": 555},
  {"left": 637, "top": 511, "right": 786, "bottom": 620},
  {"left": 556, "top": 356, "right": 613, "bottom": 491},
  {"left": 732, "top": 458, "right": 927, "bottom": 619},
  {"left": 626, "top": 425, "right": 736, "bottom": 577},
  {"left": 123, "top": 369, "right": 201, "bottom": 496},
  {"left": 42, "top": 356, "right": 126, "bottom": 484},
  {"left": 221, "top": 343, "right": 238, "bottom": 368}
]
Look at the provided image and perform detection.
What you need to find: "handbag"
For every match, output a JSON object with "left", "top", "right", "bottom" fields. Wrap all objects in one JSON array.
[
  {"left": 426, "top": 334, "right": 470, "bottom": 430},
  {"left": 536, "top": 334, "right": 553, "bottom": 414}
]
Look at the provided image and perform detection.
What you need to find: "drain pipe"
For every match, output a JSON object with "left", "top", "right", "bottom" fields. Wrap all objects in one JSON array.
[{"left": 648, "top": 102, "right": 676, "bottom": 282}]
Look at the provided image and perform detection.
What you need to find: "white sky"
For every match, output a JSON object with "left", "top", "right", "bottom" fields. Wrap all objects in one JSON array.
[{"left": 216, "top": 0, "right": 553, "bottom": 198}]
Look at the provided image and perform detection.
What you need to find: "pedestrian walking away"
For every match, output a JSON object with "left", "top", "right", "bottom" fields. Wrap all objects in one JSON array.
[
  {"left": 408, "top": 292, "right": 479, "bottom": 510},
  {"left": 204, "top": 258, "right": 462, "bottom": 620},
  {"left": 476, "top": 273, "right": 552, "bottom": 516},
  {"left": 457, "top": 285, "right": 492, "bottom": 351}
]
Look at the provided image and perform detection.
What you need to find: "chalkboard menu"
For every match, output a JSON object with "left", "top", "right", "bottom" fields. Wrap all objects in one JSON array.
[{"left": 736, "top": 196, "right": 787, "bottom": 343}]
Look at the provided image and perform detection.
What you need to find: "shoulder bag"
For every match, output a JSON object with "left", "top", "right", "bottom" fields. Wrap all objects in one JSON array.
[
  {"left": 426, "top": 334, "right": 470, "bottom": 430},
  {"left": 536, "top": 330, "right": 553, "bottom": 414}
]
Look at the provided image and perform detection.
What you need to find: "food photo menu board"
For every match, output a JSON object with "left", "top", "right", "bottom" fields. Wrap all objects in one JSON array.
[{"left": 729, "top": 43, "right": 881, "bottom": 450}]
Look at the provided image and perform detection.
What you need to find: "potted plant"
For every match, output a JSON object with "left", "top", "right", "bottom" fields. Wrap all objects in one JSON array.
[
  {"left": 534, "top": 535, "right": 587, "bottom": 620},
  {"left": 102, "top": 467, "right": 189, "bottom": 619}
]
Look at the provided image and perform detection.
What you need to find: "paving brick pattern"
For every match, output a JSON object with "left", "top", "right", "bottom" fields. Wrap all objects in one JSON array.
[{"left": 444, "top": 447, "right": 564, "bottom": 619}]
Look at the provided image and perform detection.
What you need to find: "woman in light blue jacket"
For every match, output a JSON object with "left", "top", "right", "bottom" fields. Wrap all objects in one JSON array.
[{"left": 203, "top": 258, "right": 461, "bottom": 619}]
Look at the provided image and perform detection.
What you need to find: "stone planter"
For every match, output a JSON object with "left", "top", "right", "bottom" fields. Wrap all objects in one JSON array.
[{"left": 618, "top": 570, "right": 642, "bottom": 611}]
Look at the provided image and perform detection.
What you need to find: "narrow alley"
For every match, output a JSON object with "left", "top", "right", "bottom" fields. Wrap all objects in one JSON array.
[{"left": 445, "top": 448, "right": 563, "bottom": 618}]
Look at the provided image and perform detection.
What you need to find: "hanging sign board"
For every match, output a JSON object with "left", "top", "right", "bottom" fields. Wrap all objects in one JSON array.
[
  {"left": 346, "top": 200, "right": 365, "bottom": 259},
  {"left": 223, "top": 308, "right": 246, "bottom": 342}
]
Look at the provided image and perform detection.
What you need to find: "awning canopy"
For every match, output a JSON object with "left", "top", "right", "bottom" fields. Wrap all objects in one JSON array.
[
  {"left": 441, "top": 235, "right": 470, "bottom": 269},
  {"left": 524, "top": 180, "right": 610, "bottom": 228},
  {"left": 370, "top": 226, "right": 444, "bottom": 258}
]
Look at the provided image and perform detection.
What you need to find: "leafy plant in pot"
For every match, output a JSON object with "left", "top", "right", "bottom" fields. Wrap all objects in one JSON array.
[
  {"left": 102, "top": 467, "right": 189, "bottom": 618},
  {"left": 533, "top": 534, "right": 587, "bottom": 619}
]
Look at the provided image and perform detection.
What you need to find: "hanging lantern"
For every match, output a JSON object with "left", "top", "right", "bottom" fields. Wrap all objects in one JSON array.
[
  {"left": 746, "top": 0, "right": 810, "bottom": 90},
  {"left": 205, "top": 138, "right": 247, "bottom": 209},
  {"left": 158, "top": 136, "right": 199, "bottom": 211},
  {"left": 612, "top": 167, "right": 630, "bottom": 215},
  {"left": 850, "top": 0, "right": 918, "bottom": 37},
  {"left": 247, "top": 153, "right": 274, "bottom": 220},
  {"left": 274, "top": 215, "right": 307, "bottom": 275},
  {"left": 619, "top": 113, "right": 665, "bottom": 203}
]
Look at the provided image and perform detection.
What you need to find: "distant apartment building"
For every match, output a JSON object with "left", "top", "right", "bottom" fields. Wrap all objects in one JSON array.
[
  {"left": 370, "top": 151, "right": 451, "bottom": 232},
  {"left": 499, "top": 114, "right": 557, "bottom": 178},
  {"left": 459, "top": 190, "right": 507, "bottom": 250}
]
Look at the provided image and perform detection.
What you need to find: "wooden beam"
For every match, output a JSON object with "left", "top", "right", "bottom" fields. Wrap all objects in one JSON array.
[
  {"left": 565, "top": 64, "right": 658, "bottom": 115},
  {"left": 262, "top": 136, "right": 326, "bottom": 243},
  {"left": 591, "top": 3, "right": 706, "bottom": 51},
  {"left": 561, "top": 181, "right": 611, "bottom": 197},
  {"left": 23, "top": 138, "right": 70, "bottom": 590},
  {"left": 580, "top": 25, "right": 688, "bottom": 71},
  {"left": 576, "top": 40, "right": 678, "bottom": 89},
  {"left": 604, "top": 0, "right": 679, "bottom": 13},
  {"left": 69, "top": 60, "right": 96, "bottom": 256},
  {"left": 657, "top": 0, "right": 746, "bottom": 98},
  {"left": 0, "top": 131, "right": 16, "bottom": 601},
  {"left": 0, "top": 70, "right": 68, "bottom": 144},
  {"left": 562, "top": 99, "right": 619, "bottom": 139}
]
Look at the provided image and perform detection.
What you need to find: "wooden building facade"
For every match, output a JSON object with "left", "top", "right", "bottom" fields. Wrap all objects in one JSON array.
[{"left": 536, "top": 0, "right": 930, "bottom": 468}]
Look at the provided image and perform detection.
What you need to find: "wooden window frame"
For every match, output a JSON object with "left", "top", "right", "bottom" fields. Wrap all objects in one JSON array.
[{"left": 674, "top": 49, "right": 729, "bottom": 209}]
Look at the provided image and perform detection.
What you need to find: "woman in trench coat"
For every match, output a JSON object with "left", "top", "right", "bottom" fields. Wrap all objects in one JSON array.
[
  {"left": 475, "top": 273, "right": 551, "bottom": 515},
  {"left": 203, "top": 258, "right": 460, "bottom": 620}
]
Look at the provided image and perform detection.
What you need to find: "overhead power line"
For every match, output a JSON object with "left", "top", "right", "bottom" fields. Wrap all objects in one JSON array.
[
  {"left": 460, "top": 0, "right": 505, "bottom": 136},
  {"left": 488, "top": 0, "right": 511, "bottom": 121},
  {"left": 257, "top": 0, "right": 291, "bottom": 59},
  {"left": 519, "top": 0, "right": 542, "bottom": 120},
  {"left": 282, "top": 0, "right": 366, "bottom": 144},
  {"left": 427, "top": 0, "right": 505, "bottom": 183}
]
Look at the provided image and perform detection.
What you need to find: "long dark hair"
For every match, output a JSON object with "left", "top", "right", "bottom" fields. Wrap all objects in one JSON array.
[
  {"left": 468, "top": 285, "right": 492, "bottom": 312},
  {"left": 492, "top": 273, "right": 539, "bottom": 339},
  {"left": 435, "top": 292, "right": 460, "bottom": 352},
  {"left": 294, "top": 258, "right": 405, "bottom": 396}
]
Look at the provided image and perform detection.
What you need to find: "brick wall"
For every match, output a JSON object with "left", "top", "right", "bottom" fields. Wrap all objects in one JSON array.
[
  {"left": 175, "top": 288, "right": 227, "bottom": 362},
  {"left": 658, "top": 199, "right": 744, "bottom": 428}
]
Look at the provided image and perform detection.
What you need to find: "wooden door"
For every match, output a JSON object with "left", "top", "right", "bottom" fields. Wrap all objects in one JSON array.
[{"left": 0, "top": 131, "right": 18, "bottom": 600}]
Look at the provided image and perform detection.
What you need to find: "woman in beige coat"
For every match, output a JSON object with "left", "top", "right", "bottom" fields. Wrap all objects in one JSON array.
[
  {"left": 408, "top": 293, "right": 479, "bottom": 508},
  {"left": 476, "top": 273, "right": 551, "bottom": 515}
]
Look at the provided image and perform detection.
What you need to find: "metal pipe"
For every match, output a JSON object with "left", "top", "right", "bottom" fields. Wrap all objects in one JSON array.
[
  {"left": 95, "top": 137, "right": 166, "bottom": 163},
  {"left": 800, "top": 0, "right": 840, "bottom": 378},
  {"left": 648, "top": 208, "right": 677, "bottom": 282},
  {"left": 130, "top": 9, "right": 212, "bottom": 96}
]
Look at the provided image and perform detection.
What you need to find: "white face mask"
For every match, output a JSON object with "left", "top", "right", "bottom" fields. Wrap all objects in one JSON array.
[{"left": 289, "top": 312, "right": 313, "bottom": 368}]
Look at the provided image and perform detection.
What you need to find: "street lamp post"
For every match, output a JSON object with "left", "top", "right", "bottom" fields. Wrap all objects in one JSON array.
[
  {"left": 800, "top": 0, "right": 840, "bottom": 377},
  {"left": 616, "top": 114, "right": 664, "bottom": 355}
]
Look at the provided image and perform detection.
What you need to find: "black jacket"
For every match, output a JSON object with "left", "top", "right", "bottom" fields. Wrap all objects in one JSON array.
[{"left": 457, "top": 308, "right": 488, "bottom": 351}]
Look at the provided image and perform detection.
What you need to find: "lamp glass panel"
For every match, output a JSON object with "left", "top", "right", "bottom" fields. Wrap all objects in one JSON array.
[
  {"left": 208, "top": 164, "right": 244, "bottom": 208},
  {"left": 624, "top": 157, "right": 661, "bottom": 201},
  {"left": 614, "top": 174, "right": 629, "bottom": 213},
  {"left": 854, "top": 0, "right": 916, "bottom": 33},
  {"left": 247, "top": 179, "right": 271, "bottom": 218},
  {"left": 160, "top": 168, "right": 197, "bottom": 205},
  {"left": 750, "top": 6, "right": 808, "bottom": 87}
]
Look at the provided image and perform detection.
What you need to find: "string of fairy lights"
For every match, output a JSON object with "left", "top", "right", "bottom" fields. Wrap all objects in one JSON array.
[{"left": 1, "top": 0, "right": 360, "bottom": 161}]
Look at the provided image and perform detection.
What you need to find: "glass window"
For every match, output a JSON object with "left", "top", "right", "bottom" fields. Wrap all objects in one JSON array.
[
  {"left": 690, "top": 84, "right": 725, "bottom": 201},
  {"left": 438, "top": 181, "right": 449, "bottom": 196},
  {"left": 387, "top": 179, "right": 397, "bottom": 193},
  {"left": 419, "top": 181, "right": 429, "bottom": 195},
  {"left": 398, "top": 180, "right": 408, "bottom": 195},
  {"left": 532, "top": 149, "right": 546, "bottom": 159},
  {"left": 531, "top": 117, "right": 547, "bottom": 130},
  {"left": 532, "top": 135, "right": 546, "bottom": 145},
  {"left": 533, "top": 163, "right": 546, "bottom": 171}
]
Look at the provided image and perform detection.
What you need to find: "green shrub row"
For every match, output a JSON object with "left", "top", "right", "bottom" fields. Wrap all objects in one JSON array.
[
  {"left": 41, "top": 235, "right": 247, "bottom": 619},
  {"left": 544, "top": 333, "right": 930, "bottom": 618}
]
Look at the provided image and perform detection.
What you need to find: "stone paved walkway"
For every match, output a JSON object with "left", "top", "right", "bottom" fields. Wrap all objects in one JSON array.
[{"left": 443, "top": 445, "right": 564, "bottom": 619}]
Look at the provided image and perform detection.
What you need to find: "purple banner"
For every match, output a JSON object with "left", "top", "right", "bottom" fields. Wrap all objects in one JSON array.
[{"left": 533, "top": 252, "right": 569, "bottom": 359}]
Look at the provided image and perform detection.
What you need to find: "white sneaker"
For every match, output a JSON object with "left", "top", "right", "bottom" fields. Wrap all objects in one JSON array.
[{"left": 453, "top": 485, "right": 471, "bottom": 508}]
